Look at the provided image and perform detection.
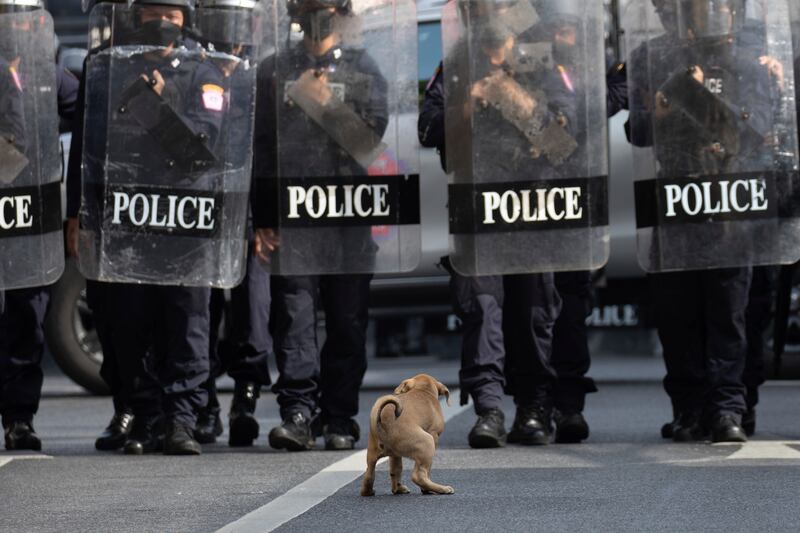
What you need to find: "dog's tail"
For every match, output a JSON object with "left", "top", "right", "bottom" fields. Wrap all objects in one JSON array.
[{"left": 372, "top": 395, "right": 403, "bottom": 437}]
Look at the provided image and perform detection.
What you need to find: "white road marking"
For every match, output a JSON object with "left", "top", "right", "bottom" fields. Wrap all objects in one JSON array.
[
  {"left": 0, "top": 454, "right": 52, "bottom": 469},
  {"left": 216, "top": 392, "right": 472, "bottom": 533},
  {"left": 715, "top": 441, "right": 800, "bottom": 460}
]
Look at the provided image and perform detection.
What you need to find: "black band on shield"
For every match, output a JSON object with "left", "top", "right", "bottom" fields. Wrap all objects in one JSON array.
[
  {"left": 448, "top": 176, "right": 609, "bottom": 235},
  {"left": 0, "top": 182, "right": 62, "bottom": 239},
  {"left": 254, "top": 174, "right": 421, "bottom": 228},
  {"left": 634, "top": 170, "right": 800, "bottom": 229}
]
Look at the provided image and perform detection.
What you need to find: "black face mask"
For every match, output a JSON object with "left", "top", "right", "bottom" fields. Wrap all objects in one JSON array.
[
  {"left": 137, "top": 19, "right": 183, "bottom": 47},
  {"left": 300, "top": 10, "right": 337, "bottom": 45}
]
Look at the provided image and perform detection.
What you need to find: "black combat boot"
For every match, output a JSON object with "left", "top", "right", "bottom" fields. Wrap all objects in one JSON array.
[
  {"left": 661, "top": 418, "right": 679, "bottom": 439},
  {"left": 194, "top": 408, "right": 223, "bottom": 445},
  {"left": 95, "top": 411, "right": 134, "bottom": 451},
  {"left": 711, "top": 415, "right": 747, "bottom": 443},
  {"left": 229, "top": 382, "right": 260, "bottom": 447},
  {"left": 467, "top": 408, "right": 507, "bottom": 449},
  {"left": 123, "top": 415, "right": 164, "bottom": 455},
  {"left": 268, "top": 412, "right": 315, "bottom": 451},
  {"left": 554, "top": 410, "right": 590, "bottom": 444},
  {"left": 323, "top": 418, "right": 361, "bottom": 451},
  {"left": 672, "top": 411, "right": 708, "bottom": 442},
  {"left": 4, "top": 421, "right": 42, "bottom": 451},
  {"left": 164, "top": 420, "right": 202, "bottom": 455},
  {"left": 508, "top": 405, "right": 551, "bottom": 445}
]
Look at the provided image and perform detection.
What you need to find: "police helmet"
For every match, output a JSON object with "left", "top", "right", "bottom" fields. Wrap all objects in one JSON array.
[
  {"left": 0, "top": 0, "right": 44, "bottom": 13},
  {"left": 287, "top": 0, "right": 350, "bottom": 18},
  {"left": 196, "top": 0, "right": 262, "bottom": 51},
  {"left": 676, "top": 0, "right": 745, "bottom": 40},
  {"left": 82, "top": 0, "right": 127, "bottom": 13}
]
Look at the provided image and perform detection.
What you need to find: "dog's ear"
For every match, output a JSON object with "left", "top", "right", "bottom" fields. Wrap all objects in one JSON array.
[
  {"left": 437, "top": 381, "right": 451, "bottom": 406},
  {"left": 394, "top": 378, "right": 415, "bottom": 395}
]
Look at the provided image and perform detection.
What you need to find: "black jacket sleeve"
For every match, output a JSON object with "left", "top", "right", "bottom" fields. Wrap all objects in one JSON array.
[
  {"left": 605, "top": 54, "right": 628, "bottom": 118},
  {"left": 57, "top": 67, "right": 80, "bottom": 132},
  {"left": 418, "top": 61, "right": 446, "bottom": 171},
  {"left": 251, "top": 55, "right": 278, "bottom": 229}
]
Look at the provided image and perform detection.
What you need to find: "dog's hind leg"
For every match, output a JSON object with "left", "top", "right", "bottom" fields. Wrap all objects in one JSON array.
[
  {"left": 390, "top": 456, "right": 410, "bottom": 495},
  {"left": 410, "top": 433, "right": 454, "bottom": 495},
  {"left": 361, "top": 443, "right": 381, "bottom": 497}
]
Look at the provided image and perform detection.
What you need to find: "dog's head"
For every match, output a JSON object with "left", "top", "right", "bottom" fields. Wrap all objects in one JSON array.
[{"left": 394, "top": 374, "right": 451, "bottom": 406}]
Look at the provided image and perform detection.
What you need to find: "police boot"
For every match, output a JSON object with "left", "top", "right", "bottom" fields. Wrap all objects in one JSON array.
[
  {"left": 661, "top": 418, "right": 679, "bottom": 439},
  {"left": 4, "top": 421, "right": 42, "bottom": 451},
  {"left": 742, "top": 408, "right": 756, "bottom": 437},
  {"left": 672, "top": 411, "right": 708, "bottom": 442},
  {"left": 553, "top": 410, "right": 590, "bottom": 444},
  {"left": 323, "top": 418, "right": 361, "bottom": 451},
  {"left": 508, "top": 405, "right": 551, "bottom": 446},
  {"left": 229, "top": 382, "right": 260, "bottom": 447},
  {"left": 467, "top": 408, "right": 507, "bottom": 449},
  {"left": 194, "top": 408, "right": 223, "bottom": 445},
  {"left": 95, "top": 410, "right": 134, "bottom": 451},
  {"left": 123, "top": 416, "right": 165, "bottom": 455},
  {"left": 164, "top": 420, "right": 202, "bottom": 455},
  {"left": 711, "top": 415, "right": 747, "bottom": 443},
  {"left": 268, "top": 412, "right": 315, "bottom": 451}
]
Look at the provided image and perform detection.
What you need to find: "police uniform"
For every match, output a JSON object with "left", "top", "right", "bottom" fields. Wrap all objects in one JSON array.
[
  {"left": 0, "top": 64, "right": 77, "bottom": 448},
  {"left": 627, "top": 12, "right": 773, "bottom": 442},
  {"left": 253, "top": 40, "right": 388, "bottom": 450}
]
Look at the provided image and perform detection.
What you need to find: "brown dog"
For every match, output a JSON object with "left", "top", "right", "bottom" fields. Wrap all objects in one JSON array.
[{"left": 360, "top": 374, "right": 454, "bottom": 496}]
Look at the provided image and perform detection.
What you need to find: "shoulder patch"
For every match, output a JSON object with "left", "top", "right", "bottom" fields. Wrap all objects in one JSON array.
[{"left": 202, "top": 83, "right": 225, "bottom": 111}]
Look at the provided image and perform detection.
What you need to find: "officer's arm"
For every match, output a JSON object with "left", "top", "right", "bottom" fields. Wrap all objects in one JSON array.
[
  {"left": 606, "top": 54, "right": 628, "bottom": 118},
  {"left": 623, "top": 47, "right": 654, "bottom": 147},
  {"left": 183, "top": 66, "right": 225, "bottom": 149},
  {"left": 251, "top": 56, "right": 279, "bottom": 229},
  {"left": 57, "top": 67, "right": 80, "bottom": 132},
  {"left": 418, "top": 62, "right": 445, "bottom": 149},
  {"left": 0, "top": 64, "right": 26, "bottom": 150},
  {"left": 358, "top": 52, "right": 389, "bottom": 138},
  {"left": 66, "top": 58, "right": 89, "bottom": 219},
  {"left": 546, "top": 69, "right": 578, "bottom": 132}
]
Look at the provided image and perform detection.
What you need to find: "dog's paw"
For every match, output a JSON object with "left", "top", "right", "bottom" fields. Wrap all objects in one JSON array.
[
  {"left": 441, "top": 485, "right": 455, "bottom": 495},
  {"left": 360, "top": 488, "right": 376, "bottom": 497},
  {"left": 392, "top": 484, "right": 410, "bottom": 495}
]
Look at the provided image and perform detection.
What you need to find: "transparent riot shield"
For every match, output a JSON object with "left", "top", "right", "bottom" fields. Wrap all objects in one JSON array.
[
  {"left": 0, "top": 9, "right": 62, "bottom": 290},
  {"left": 624, "top": 0, "right": 800, "bottom": 272},
  {"left": 77, "top": 3, "right": 264, "bottom": 287},
  {"left": 442, "top": 0, "right": 609, "bottom": 276},
  {"left": 253, "top": 0, "right": 421, "bottom": 275}
]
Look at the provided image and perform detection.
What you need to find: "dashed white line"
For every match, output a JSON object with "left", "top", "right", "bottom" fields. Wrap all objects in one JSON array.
[{"left": 216, "top": 392, "right": 472, "bottom": 533}]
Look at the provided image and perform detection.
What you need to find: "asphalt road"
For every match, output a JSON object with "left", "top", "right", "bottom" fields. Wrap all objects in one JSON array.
[{"left": 2, "top": 357, "right": 800, "bottom": 533}]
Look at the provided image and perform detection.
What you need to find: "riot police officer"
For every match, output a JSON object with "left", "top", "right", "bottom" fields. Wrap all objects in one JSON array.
[
  {"left": 253, "top": 0, "right": 389, "bottom": 451},
  {"left": 193, "top": 0, "right": 273, "bottom": 447},
  {"left": 1, "top": 0, "right": 78, "bottom": 451},
  {"left": 67, "top": 0, "right": 227, "bottom": 455},
  {"left": 626, "top": 0, "right": 785, "bottom": 442}
]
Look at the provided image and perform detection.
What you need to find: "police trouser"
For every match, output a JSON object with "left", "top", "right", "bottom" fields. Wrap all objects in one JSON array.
[
  {"left": 448, "top": 265, "right": 561, "bottom": 414},
  {"left": 743, "top": 265, "right": 777, "bottom": 410},
  {"left": 650, "top": 267, "right": 751, "bottom": 420},
  {"left": 86, "top": 280, "right": 128, "bottom": 414},
  {"left": 552, "top": 271, "right": 597, "bottom": 414},
  {"left": 107, "top": 283, "right": 210, "bottom": 427},
  {"left": 205, "top": 245, "right": 273, "bottom": 413},
  {"left": 0, "top": 286, "right": 49, "bottom": 428},
  {"left": 271, "top": 274, "right": 371, "bottom": 422}
]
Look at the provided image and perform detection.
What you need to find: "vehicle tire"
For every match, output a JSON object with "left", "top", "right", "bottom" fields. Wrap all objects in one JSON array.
[{"left": 44, "top": 259, "right": 109, "bottom": 395}]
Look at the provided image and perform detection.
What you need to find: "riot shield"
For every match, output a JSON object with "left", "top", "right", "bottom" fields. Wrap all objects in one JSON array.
[
  {"left": 442, "top": 0, "right": 609, "bottom": 276},
  {"left": 624, "top": 0, "right": 800, "bottom": 272},
  {"left": 77, "top": 2, "right": 264, "bottom": 287},
  {"left": 0, "top": 9, "right": 62, "bottom": 290},
  {"left": 252, "top": 0, "right": 421, "bottom": 275}
]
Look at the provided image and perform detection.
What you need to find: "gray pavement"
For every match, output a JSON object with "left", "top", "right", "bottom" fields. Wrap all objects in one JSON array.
[{"left": 2, "top": 357, "right": 800, "bottom": 532}]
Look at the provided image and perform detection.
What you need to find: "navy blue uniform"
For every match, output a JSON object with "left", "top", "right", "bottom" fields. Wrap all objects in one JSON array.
[
  {"left": 253, "top": 44, "right": 388, "bottom": 423},
  {"left": 627, "top": 29, "right": 774, "bottom": 423},
  {"left": 68, "top": 50, "right": 224, "bottom": 428},
  {"left": 0, "top": 66, "right": 78, "bottom": 429}
]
